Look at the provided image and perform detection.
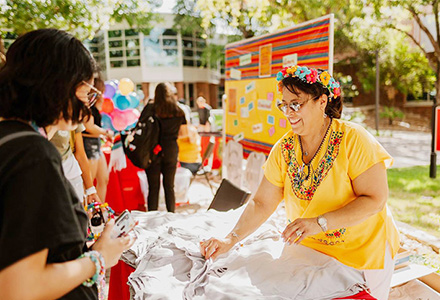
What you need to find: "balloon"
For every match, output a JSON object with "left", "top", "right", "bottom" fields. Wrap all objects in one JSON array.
[
  {"left": 124, "top": 109, "right": 140, "bottom": 124},
  {"left": 104, "top": 81, "right": 117, "bottom": 99},
  {"left": 101, "top": 98, "right": 114, "bottom": 114},
  {"left": 128, "top": 92, "right": 140, "bottom": 109},
  {"left": 111, "top": 109, "right": 129, "bottom": 131},
  {"left": 114, "top": 94, "right": 130, "bottom": 110},
  {"left": 125, "top": 121, "right": 137, "bottom": 130},
  {"left": 118, "top": 78, "right": 134, "bottom": 96},
  {"left": 101, "top": 113, "right": 116, "bottom": 131}
]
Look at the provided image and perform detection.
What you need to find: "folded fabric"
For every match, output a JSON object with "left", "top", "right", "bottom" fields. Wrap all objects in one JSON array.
[{"left": 123, "top": 209, "right": 370, "bottom": 300}]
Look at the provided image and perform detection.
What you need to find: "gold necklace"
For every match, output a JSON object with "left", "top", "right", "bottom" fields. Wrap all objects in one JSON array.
[{"left": 298, "top": 118, "right": 332, "bottom": 181}]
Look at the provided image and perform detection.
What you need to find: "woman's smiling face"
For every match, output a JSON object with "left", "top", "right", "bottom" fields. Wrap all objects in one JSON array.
[{"left": 281, "top": 86, "right": 326, "bottom": 136}]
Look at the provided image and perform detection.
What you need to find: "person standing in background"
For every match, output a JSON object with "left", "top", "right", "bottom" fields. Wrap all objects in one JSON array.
[
  {"left": 144, "top": 82, "right": 187, "bottom": 212},
  {"left": 196, "top": 96, "right": 211, "bottom": 132}
]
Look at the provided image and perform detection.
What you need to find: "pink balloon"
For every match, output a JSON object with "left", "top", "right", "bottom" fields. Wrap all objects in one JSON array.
[
  {"left": 124, "top": 109, "right": 140, "bottom": 124},
  {"left": 110, "top": 109, "right": 129, "bottom": 131}
]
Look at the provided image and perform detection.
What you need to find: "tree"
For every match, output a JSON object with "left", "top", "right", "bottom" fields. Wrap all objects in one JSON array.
[
  {"left": 0, "top": 0, "right": 161, "bottom": 66},
  {"left": 194, "top": 0, "right": 435, "bottom": 102},
  {"left": 368, "top": 1, "right": 440, "bottom": 103}
]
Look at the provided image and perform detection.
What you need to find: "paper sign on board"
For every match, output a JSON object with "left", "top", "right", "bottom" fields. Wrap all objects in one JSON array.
[
  {"left": 259, "top": 44, "right": 272, "bottom": 77},
  {"left": 257, "top": 99, "right": 272, "bottom": 111},
  {"left": 252, "top": 123, "right": 263, "bottom": 133},
  {"left": 239, "top": 53, "right": 252, "bottom": 66},
  {"left": 230, "top": 68, "right": 241, "bottom": 80},
  {"left": 282, "top": 53, "right": 298, "bottom": 67},
  {"left": 279, "top": 118, "right": 287, "bottom": 128},
  {"left": 241, "top": 107, "right": 249, "bottom": 118},
  {"left": 233, "top": 132, "right": 244, "bottom": 142},
  {"left": 246, "top": 81, "right": 256, "bottom": 93}
]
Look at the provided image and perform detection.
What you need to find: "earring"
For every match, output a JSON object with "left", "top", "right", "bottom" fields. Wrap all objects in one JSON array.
[{"left": 323, "top": 113, "right": 328, "bottom": 118}]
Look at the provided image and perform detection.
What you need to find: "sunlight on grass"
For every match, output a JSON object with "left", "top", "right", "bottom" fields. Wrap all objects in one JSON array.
[{"left": 387, "top": 166, "right": 440, "bottom": 238}]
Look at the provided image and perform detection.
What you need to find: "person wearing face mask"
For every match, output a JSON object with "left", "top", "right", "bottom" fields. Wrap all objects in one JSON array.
[
  {"left": 82, "top": 76, "right": 113, "bottom": 201},
  {"left": 200, "top": 65, "right": 400, "bottom": 300},
  {"left": 0, "top": 29, "right": 134, "bottom": 300}
]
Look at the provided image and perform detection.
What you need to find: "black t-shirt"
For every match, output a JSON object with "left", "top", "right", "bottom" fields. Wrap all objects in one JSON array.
[
  {"left": 0, "top": 121, "right": 97, "bottom": 300},
  {"left": 84, "top": 107, "right": 102, "bottom": 135},
  {"left": 198, "top": 104, "right": 212, "bottom": 125}
]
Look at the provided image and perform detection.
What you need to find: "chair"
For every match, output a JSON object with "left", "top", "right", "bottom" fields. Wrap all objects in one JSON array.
[
  {"left": 223, "top": 140, "right": 244, "bottom": 188},
  {"left": 189, "top": 137, "right": 215, "bottom": 194},
  {"left": 243, "top": 152, "right": 266, "bottom": 197},
  {"left": 208, "top": 178, "right": 251, "bottom": 212}
]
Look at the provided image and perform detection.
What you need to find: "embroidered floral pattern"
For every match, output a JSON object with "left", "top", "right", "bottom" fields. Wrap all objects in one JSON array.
[
  {"left": 281, "top": 130, "right": 344, "bottom": 201},
  {"left": 311, "top": 228, "right": 347, "bottom": 245}
]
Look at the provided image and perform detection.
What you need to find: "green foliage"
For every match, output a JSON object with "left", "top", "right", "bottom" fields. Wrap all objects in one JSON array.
[
  {"left": 0, "top": 0, "right": 160, "bottom": 41},
  {"left": 200, "top": 43, "right": 225, "bottom": 69},
  {"left": 173, "top": 0, "right": 205, "bottom": 37},
  {"left": 380, "top": 106, "right": 405, "bottom": 125},
  {"left": 387, "top": 166, "right": 440, "bottom": 237}
]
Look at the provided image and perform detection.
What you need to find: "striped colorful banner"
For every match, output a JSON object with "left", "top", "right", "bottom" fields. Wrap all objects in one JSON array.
[
  {"left": 225, "top": 18, "right": 332, "bottom": 81},
  {"left": 224, "top": 15, "right": 334, "bottom": 157}
]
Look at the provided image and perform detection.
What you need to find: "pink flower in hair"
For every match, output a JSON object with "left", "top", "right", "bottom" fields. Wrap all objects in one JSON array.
[{"left": 306, "top": 69, "right": 318, "bottom": 83}]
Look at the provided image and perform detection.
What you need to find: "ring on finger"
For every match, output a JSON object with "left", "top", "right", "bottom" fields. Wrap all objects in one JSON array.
[{"left": 296, "top": 230, "right": 303, "bottom": 237}]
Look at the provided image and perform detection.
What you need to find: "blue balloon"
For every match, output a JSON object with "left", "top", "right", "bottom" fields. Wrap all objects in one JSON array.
[
  {"left": 114, "top": 94, "right": 130, "bottom": 110},
  {"left": 125, "top": 121, "right": 137, "bottom": 130},
  {"left": 128, "top": 93, "right": 140, "bottom": 109},
  {"left": 101, "top": 113, "right": 116, "bottom": 131}
]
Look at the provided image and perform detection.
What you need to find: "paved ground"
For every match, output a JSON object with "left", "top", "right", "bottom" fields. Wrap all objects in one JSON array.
[{"left": 374, "top": 130, "right": 432, "bottom": 168}]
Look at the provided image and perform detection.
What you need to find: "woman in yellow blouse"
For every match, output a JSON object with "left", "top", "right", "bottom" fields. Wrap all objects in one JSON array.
[{"left": 200, "top": 65, "right": 400, "bottom": 300}]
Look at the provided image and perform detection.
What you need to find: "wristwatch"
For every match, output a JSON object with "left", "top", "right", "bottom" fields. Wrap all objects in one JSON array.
[{"left": 317, "top": 215, "right": 328, "bottom": 232}]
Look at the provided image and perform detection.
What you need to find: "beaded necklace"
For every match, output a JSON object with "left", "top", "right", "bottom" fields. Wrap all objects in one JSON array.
[{"left": 298, "top": 118, "right": 333, "bottom": 181}]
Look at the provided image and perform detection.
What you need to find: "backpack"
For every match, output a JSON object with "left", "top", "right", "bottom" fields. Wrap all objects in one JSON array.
[{"left": 121, "top": 100, "right": 162, "bottom": 169}]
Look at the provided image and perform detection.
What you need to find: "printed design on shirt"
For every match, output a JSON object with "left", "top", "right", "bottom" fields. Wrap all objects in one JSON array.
[
  {"left": 281, "top": 130, "right": 344, "bottom": 201},
  {"left": 311, "top": 228, "right": 347, "bottom": 245}
]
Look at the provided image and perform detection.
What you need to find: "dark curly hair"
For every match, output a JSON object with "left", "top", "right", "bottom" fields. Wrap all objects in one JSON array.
[
  {"left": 0, "top": 28, "right": 95, "bottom": 127},
  {"left": 280, "top": 74, "right": 343, "bottom": 119}
]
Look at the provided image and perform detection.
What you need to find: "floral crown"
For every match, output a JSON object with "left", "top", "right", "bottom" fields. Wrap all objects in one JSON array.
[{"left": 276, "top": 65, "right": 341, "bottom": 101}]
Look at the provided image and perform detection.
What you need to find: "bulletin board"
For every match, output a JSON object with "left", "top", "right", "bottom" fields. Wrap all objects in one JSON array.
[{"left": 224, "top": 14, "right": 335, "bottom": 157}]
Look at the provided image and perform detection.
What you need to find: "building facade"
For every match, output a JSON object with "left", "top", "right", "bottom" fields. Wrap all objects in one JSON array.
[{"left": 87, "top": 13, "right": 224, "bottom": 109}]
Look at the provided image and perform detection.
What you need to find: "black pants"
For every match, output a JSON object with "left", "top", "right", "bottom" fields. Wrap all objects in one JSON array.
[{"left": 145, "top": 146, "right": 178, "bottom": 213}]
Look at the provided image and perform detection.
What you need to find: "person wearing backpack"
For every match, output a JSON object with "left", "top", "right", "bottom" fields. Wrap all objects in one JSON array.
[{"left": 144, "top": 82, "right": 187, "bottom": 213}]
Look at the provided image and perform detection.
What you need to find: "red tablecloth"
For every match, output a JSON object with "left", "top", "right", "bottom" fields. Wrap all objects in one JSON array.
[
  {"left": 104, "top": 151, "right": 146, "bottom": 214},
  {"left": 104, "top": 151, "right": 144, "bottom": 300}
]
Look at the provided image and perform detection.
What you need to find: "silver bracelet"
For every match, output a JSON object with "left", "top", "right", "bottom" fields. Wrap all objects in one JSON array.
[{"left": 230, "top": 231, "right": 240, "bottom": 240}]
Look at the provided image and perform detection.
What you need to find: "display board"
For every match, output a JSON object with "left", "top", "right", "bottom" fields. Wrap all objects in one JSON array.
[{"left": 224, "top": 15, "right": 334, "bottom": 157}]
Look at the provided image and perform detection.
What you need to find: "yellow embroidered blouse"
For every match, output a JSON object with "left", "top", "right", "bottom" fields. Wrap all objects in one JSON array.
[{"left": 263, "top": 119, "right": 400, "bottom": 269}]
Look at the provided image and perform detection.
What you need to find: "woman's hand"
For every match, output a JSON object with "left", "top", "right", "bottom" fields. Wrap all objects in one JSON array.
[
  {"left": 281, "top": 217, "right": 322, "bottom": 245},
  {"left": 200, "top": 236, "right": 237, "bottom": 260},
  {"left": 86, "top": 193, "right": 100, "bottom": 204},
  {"left": 92, "top": 219, "right": 135, "bottom": 268},
  {"left": 105, "top": 129, "right": 114, "bottom": 141}
]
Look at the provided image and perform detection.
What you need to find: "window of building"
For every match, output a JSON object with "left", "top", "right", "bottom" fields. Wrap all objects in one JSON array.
[
  {"left": 182, "top": 34, "right": 206, "bottom": 68},
  {"left": 143, "top": 27, "right": 179, "bottom": 67},
  {"left": 108, "top": 29, "right": 141, "bottom": 68},
  {"left": 85, "top": 32, "right": 106, "bottom": 73}
]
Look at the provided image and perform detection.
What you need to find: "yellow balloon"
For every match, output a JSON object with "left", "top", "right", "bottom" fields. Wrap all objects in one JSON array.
[{"left": 118, "top": 78, "right": 135, "bottom": 96}]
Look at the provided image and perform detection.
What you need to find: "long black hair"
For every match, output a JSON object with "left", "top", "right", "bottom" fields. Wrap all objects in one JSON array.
[
  {"left": 0, "top": 28, "right": 95, "bottom": 127},
  {"left": 154, "top": 83, "right": 184, "bottom": 118}
]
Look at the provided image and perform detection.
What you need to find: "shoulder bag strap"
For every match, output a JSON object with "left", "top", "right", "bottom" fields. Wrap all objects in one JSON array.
[{"left": 0, "top": 131, "right": 41, "bottom": 148}]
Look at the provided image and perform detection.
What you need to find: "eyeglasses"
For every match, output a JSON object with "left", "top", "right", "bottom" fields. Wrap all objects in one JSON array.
[
  {"left": 276, "top": 97, "right": 315, "bottom": 114},
  {"left": 82, "top": 81, "right": 102, "bottom": 107}
]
